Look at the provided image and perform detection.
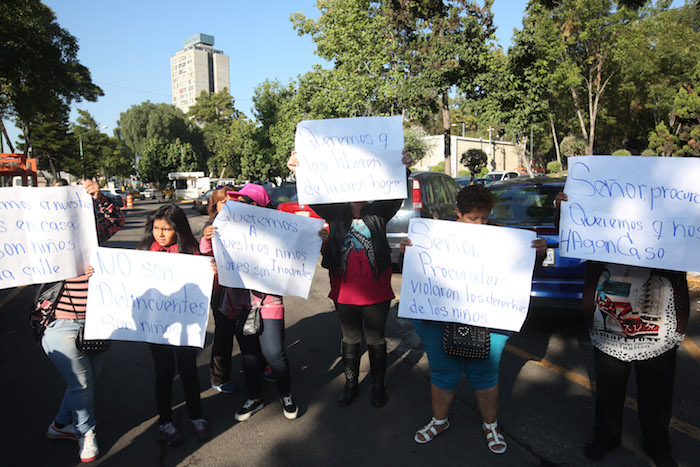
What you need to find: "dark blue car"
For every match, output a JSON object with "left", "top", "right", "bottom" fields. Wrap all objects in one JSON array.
[{"left": 488, "top": 177, "right": 585, "bottom": 307}]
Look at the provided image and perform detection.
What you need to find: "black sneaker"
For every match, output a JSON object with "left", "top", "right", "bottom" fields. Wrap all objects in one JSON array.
[
  {"left": 281, "top": 394, "right": 298, "bottom": 420},
  {"left": 234, "top": 399, "right": 264, "bottom": 421}
]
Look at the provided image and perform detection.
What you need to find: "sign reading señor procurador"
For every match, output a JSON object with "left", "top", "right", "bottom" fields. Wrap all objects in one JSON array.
[
  {"left": 559, "top": 156, "right": 700, "bottom": 272},
  {"left": 398, "top": 218, "right": 536, "bottom": 332}
]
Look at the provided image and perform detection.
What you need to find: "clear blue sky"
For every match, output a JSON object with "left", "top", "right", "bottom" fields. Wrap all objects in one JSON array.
[{"left": 2, "top": 0, "right": 681, "bottom": 147}]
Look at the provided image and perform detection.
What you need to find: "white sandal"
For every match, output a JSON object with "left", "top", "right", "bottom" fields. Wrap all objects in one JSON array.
[
  {"left": 414, "top": 417, "right": 449, "bottom": 444},
  {"left": 482, "top": 421, "right": 507, "bottom": 454}
]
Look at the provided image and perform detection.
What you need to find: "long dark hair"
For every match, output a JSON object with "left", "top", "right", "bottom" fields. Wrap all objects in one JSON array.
[{"left": 137, "top": 203, "right": 199, "bottom": 254}]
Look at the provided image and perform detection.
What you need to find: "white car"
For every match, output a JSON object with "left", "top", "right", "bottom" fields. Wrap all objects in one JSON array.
[
  {"left": 483, "top": 171, "right": 520, "bottom": 183},
  {"left": 140, "top": 188, "right": 163, "bottom": 201}
]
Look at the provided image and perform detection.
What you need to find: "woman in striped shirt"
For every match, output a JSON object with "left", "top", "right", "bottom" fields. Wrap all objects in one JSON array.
[{"left": 41, "top": 179, "right": 124, "bottom": 463}]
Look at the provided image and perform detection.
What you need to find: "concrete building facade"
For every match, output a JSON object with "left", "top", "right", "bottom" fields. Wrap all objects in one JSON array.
[
  {"left": 415, "top": 135, "right": 520, "bottom": 175},
  {"left": 170, "top": 33, "right": 230, "bottom": 114}
]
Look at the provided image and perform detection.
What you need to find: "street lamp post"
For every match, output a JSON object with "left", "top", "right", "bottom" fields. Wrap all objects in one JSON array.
[
  {"left": 78, "top": 125, "right": 108, "bottom": 179},
  {"left": 451, "top": 122, "right": 465, "bottom": 137}
]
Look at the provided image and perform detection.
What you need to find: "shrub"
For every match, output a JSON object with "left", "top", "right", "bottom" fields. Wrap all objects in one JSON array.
[
  {"left": 612, "top": 149, "right": 631, "bottom": 156},
  {"left": 641, "top": 148, "right": 656, "bottom": 157},
  {"left": 547, "top": 161, "right": 563, "bottom": 174}
]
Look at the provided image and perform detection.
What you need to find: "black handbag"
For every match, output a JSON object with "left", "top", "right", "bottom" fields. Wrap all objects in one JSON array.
[
  {"left": 75, "top": 324, "right": 111, "bottom": 353},
  {"left": 30, "top": 281, "right": 65, "bottom": 342},
  {"left": 443, "top": 322, "right": 490, "bottom": 359}
]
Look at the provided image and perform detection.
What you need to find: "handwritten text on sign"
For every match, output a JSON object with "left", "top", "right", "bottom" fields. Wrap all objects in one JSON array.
[
  {"left": 294, "top": 116, "right": 407, "bottom": 204},
  {"left": 398, "top": 219, "right": 536, "bottom": 332},
  {"left": 0, "top": 187, "right": 97, "bottom": 289},
  {"left": 212, "top": 202, "right": 324, "bottom": 298},
  {"left": 84, "top": 248, "right": 214, "bottom": 348},
  {"left": 559, "top": 156, "right": 700, "bottom": 271}
]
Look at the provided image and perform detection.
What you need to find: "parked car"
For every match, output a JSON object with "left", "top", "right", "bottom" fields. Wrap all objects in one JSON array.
[
  {"left": 266, "top": 182, "right": 297, "bottom": 209},
  {"left": 455, "top": 176, "right": 486, "bottom": 187},
  {"left": 193, "top": 189, "right": 214, "bottom": 214},
  {"left": 276, "top": 194, "right": 323, "bottom": 220},
  {"left": 386, "top": 171, "right": 462, "bottom": 266},
  {"left": 488, "top": 176, "right": 585, "bottom": 305},
  {"left": 483, "top": 170, "right": 519, "bottom": 183},
  {"left": 140, "top": 188, "right": 163, "bottom": 202},
  {"left": 99, "top": 189, "right": 124, "bottom": 208}
]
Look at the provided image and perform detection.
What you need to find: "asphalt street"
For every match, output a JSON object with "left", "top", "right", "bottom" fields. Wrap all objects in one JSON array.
[{"left": 1, "top": 200, "right": 699, "bottom": 467}]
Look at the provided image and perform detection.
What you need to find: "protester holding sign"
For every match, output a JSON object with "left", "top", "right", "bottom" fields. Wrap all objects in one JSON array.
[
  {"left": 198, "top": 186, "right": 238, "bottom": 394},
  {"left": 41, "top": 180, "right": 124, "bottom": 463},
  {"left": 136, "top": 204, "right": 209, "bottom": 445},
  {"left": 206, "top": 184, "right": 300, "bottom": 421},
  {"left": 555, "top": 192, "right": 689, "bottom": 466},
  {"left": 401, "top": 185, "right": 545, "bottom": 454},
  {"left": 287, "top": 149, "right": 411, "bottom": 409}
]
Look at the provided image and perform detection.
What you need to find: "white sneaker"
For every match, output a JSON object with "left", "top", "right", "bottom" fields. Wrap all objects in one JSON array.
[
  {"left": 47, "top": 420, "right": 77, "bottom": 441},
  {"left": 78, "top": 429, "right": 99, "bottom": 463}
]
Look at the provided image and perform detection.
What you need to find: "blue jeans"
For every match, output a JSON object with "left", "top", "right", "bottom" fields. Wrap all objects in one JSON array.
[{"left": 41, "top": 319, "right": 106, "bottom": 436}]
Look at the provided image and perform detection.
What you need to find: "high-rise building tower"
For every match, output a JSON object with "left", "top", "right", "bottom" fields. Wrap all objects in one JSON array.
[{"left": 170, "top": 33, "right": 230, "bottom": 114}]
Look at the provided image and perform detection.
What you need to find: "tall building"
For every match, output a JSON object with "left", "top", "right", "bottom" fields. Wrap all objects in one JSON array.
[{"left": 170, "top": 33, "right": 230, "bottom": 114}]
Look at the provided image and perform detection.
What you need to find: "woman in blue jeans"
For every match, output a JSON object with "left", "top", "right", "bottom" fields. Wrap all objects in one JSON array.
[
  {"left": 401, "top": 185, "right": 545, "bottom": 455},
  {"left": 41, "top": 180, "right": 124, "bottom": 463}
]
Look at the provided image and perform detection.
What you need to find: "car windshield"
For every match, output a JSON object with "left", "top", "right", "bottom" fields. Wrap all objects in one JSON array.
[
  {"left": 484, "top": 173, "right": 502, "bottom": 181},
  {"left": 489, "top": 184, "right": 562, "bottom": 226}
]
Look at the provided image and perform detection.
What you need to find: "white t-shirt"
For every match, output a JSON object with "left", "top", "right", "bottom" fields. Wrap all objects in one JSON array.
[{"left": 590, "top": 264, "right": 685, "bottom": 362}]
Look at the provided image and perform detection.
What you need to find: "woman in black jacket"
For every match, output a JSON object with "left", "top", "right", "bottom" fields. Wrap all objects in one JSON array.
[{"left": 287, "top": 150, "right": 411, "bottom": 408}]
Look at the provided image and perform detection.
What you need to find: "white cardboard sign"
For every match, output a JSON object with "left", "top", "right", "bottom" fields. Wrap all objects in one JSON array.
[
  {"left": 212, "top": 202, "right": 324, "bottom": 298},
  {"left": 0, "top": 187, "right": 97, "bottom": 289},
  {"left": 398, "top": 219, "right": 536, "bottom": 332},
  {"left": 84, "top": 247, "right": 214, "bottom": 348},
  {"left": 294, "top": 116, "right": 407, "bottom": 204},
  {"left": 559, "top": 156, "right": 700, "bottom": 271}
]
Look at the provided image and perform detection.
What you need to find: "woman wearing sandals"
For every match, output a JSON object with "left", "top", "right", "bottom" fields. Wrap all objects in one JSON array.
[
  {"left": 286, "top": 150, "right": 412, "bottom": 408},
  {"left": 400, "top": 185, "right": 546, "bottom": 454}
]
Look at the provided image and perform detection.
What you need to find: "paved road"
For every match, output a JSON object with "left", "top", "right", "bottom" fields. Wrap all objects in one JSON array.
[{"left": 1, "top": 200, "right": 699, "bottom": 466}]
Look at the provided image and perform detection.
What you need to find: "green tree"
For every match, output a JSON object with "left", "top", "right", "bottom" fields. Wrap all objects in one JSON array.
[
  {"left": 187, "top": 88, "right": 247, "bottom": 178},
  {"left": 0, "top": 0, "right": 102, "bottom": 151},
  {"left": 560, "top": 135, "right": 587, "bottom": 159},
  {"left": 647, "top": 123, "right": 679, "bottom": 157},
  {"left": 403, "top": 125, "right": 429, "bottom": 163},
  {"left": 460, "top": 148, "right": 488, "bottom": 183},
  {"left": 72, "top": 109, "right": 112, "bottom": 179},
  {"left": 117, "top": 101, "right": 204, "bottom": 166},
  {"left": 16, "top": 101, "right": 74, "bottom": 179},
  {"left": 292, "top": 1, "right": 495, "bottom": 175}
]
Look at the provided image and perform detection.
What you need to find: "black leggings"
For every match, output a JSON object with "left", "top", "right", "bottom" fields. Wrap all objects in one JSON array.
[
  {"left": 335, "top": 301, "right": 391, "bottom": 346},
  {"left": 236, "top": 318, "right": 291, "bottom": 399},
  {"left": 149, "top": 344, "right": 202, "bottom": 424},
  {"left": 593, "top": 347, "right": 677, "bottom": 455}
]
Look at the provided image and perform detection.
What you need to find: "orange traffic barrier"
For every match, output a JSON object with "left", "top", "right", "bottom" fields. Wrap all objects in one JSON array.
[{"left": 126, "top": 194, "right": 133, "bottom": 209}]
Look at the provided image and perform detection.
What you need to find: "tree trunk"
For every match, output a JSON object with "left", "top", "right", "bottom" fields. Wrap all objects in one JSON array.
[
  {"left": 0, "top": 119, "right": 15, "bottom": 153},
  {"left": 441, "top": 91, "right": 451, "bottom": 176},
  {"left": 47, "top": 154, "right": 58, "bottom": 181},
  {"left": 550, "top": 117, "right": 561, "bottom": 164}
]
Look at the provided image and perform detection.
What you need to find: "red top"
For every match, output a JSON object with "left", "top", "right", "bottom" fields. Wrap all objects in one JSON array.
[{"left": 328, "top": 250, "right": 394, "bottom": 306}]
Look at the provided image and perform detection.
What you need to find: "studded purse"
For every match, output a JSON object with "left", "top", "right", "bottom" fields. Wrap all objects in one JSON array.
[{"left": 443, "top": 322, "right": 490, "bottom": 359}]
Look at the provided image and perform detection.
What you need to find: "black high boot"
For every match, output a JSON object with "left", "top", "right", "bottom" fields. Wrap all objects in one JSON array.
[
  {"left": 368, "top": 343, "right": 388, "bottom": 408},
  {"left": 337, "top": 342, "right": 360, "bottom": 406}
]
